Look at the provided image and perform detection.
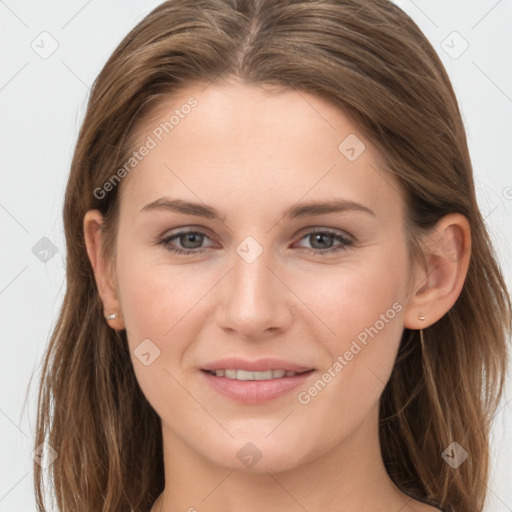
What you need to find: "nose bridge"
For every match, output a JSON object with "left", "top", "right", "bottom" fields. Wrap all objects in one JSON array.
[
  {"left": 233, "top": 247, "right": 273, "bottom": 301},
  {"left": 217, "top": 238, "right": 291, "bottom": 337}
]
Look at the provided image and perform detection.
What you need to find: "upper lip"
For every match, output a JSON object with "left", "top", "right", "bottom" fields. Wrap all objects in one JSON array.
[{"left": 201, "top": 357, "right": 314, "bottom": 373}]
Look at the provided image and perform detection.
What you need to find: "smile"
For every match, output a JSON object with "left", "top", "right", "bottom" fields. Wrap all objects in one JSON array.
[{"left": 204, "top": 369, "right": 309, "bottom": 380}]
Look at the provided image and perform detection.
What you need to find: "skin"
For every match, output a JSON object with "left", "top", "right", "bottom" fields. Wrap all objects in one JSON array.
[{"left": 84, "top": 77, "right": 470, "bottom": 512}]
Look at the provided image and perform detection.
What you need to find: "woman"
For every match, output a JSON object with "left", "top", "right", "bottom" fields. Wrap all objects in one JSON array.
[{"left": 34, "top": 1, "right": 511, "bottom": 511}]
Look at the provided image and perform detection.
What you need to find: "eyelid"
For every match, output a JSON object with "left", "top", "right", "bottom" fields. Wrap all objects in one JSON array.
[
  {"left": 158, "top": 225, "right": 218, "bottom": 242},
  {"left": 292, "top": 226, "right": 354, "bottom": 243}
]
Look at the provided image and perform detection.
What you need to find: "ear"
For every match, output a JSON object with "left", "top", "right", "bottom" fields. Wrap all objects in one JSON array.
[
  {"left": 403, "top": 213, "right": 471, "bottom": 330},
  {"left": 83, "top": 209, "right": 125, "bottom": 330}
]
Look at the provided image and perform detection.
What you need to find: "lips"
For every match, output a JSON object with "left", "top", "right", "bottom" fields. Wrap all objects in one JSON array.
[
  {"left": 201, "top": 357, "right": 314, "bottom": 373},
  {"left": 200, "top": 357, "right": 316, "bottom": 404}
]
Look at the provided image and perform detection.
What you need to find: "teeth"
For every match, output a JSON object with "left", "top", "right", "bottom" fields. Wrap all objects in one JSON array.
[{"left": 211, "top": 369, "right": 298, "bottom": 380}]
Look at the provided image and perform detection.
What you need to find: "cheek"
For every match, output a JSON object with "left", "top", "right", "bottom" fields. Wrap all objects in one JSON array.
[
  {"left": 115, "top": 245, "right": 219, "bottom": 397},
  {"left": 300, "top": 247, "right": 407, "bottom": 349},
  {"left": 293, "top": 245, "right": 408, "bottom": 404},
  {"left": 293, "top": 251, "right": 408, "bottom": 431},
  {"left": 330, "top": 267, "right": 405, "bottom": 352},
  {"left": 115, "top": 236, "right": 214, "bottom": 341}
]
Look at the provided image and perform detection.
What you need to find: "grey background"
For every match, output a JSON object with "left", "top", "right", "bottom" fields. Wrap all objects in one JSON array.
[{"left": 0, "top": 1, "right": 511, "bottom": 510}]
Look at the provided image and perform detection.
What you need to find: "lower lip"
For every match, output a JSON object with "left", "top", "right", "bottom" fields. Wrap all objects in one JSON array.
[{"left": 200, "top": 370, "right": 315, "bottom": 404}]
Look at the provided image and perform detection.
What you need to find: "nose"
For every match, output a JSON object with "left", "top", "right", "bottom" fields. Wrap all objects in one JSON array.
[{"left": 215, "top": 245, "right": 294, "bottom": 340}]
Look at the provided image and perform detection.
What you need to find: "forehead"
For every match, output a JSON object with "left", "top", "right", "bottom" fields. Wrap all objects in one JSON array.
[{"left": 119, "top": 79, "right": 404, "bottom": 225}]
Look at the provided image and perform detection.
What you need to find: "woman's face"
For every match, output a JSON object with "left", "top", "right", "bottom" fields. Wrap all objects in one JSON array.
[{"left": 111, "top": 79, "right": 417, "bottom": 473}]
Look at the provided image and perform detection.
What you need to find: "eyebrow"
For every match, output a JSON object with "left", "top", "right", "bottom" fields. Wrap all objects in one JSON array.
[{"left": 139, "top": 197, "right": 376, "bottom": 221}]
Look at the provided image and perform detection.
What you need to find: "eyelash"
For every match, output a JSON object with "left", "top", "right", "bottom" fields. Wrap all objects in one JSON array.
[{"left": 156, "top": 228, "right": 353, "bottom": 256}]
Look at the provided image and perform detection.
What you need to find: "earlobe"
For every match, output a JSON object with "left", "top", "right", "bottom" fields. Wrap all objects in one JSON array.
[
  {"left": 83, "top": 209, "right": 125, "bottom": 330},
  {"left": 403, "top": 213, "right": 471, "bottom": 330}
]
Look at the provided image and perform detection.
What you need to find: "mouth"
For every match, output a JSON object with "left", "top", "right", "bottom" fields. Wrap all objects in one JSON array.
[
  {"left": 200, "top": 364, "right": 316, "bottom": 404},
  {"left": 201, "top": 368, "right": 314, "bottom": 380}
]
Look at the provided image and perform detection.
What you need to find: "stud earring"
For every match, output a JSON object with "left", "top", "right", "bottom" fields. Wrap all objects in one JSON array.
[
  {"left": 105, "top": 313, "right": 117, "bottom": 320},
  {"left": 418, "top": 314, "right": 425, "bottom": 321}
]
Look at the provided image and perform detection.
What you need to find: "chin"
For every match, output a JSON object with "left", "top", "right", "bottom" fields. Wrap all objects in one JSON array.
[{"left": 205, "top": 435, "right": 312, "bottom": 474}]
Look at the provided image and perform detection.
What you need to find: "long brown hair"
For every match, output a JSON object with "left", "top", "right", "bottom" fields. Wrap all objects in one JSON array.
[{"left": 34, "top": 1, "right": 511, "bottom": 510}]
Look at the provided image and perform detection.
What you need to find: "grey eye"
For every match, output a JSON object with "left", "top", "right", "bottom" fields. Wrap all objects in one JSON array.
[
  {"left": 308, "top": 232, "right": 335, "bottom": 250},
  {"left": 178, "top": 232, "right": 205, "bottom": 249}
]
